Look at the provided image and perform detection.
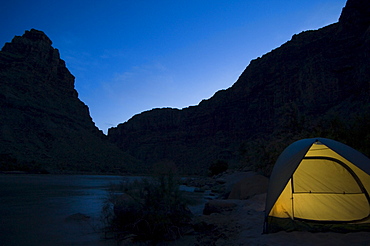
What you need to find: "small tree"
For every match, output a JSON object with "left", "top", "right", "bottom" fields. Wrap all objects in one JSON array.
[{"left": 101, "top": 169, "right": 192, "bottom": 243}]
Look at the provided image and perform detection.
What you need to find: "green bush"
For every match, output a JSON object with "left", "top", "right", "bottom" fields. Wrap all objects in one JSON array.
[{"left": 101, "top": 172, "right": 192, "bottom": 243}]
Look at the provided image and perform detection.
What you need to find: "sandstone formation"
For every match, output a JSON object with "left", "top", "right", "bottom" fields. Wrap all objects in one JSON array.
[
  {"left": 108, "top": 0, "right": 370, "bottom": 175},
  {"left": 0, "top": 29, "right": 137, "bottom": 173}
]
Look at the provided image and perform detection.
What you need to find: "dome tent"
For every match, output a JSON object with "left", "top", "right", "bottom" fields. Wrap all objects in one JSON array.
[{"left": 264, "top": 138, "right": 370, "bottom": 233}]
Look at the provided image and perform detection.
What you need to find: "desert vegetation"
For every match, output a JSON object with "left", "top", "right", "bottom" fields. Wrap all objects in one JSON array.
[{"left": 101, "top": 169, "right": 192, "bottom": 243}]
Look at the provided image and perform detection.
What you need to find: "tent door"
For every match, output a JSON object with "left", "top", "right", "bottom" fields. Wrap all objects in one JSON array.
[{"left": 292, "top": 156, "right": 370, "bottom": 222}]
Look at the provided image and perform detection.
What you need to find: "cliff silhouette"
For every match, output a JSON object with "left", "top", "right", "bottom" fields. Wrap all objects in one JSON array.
[
  {"left": 1, "top": 0, "right": 369, "bottom": 175},
  {"left": 108, "top": 0, "right": 370, "bottom": 175},
  {"left": 0, "top": 29, "right": 138, "bottom": 173}
]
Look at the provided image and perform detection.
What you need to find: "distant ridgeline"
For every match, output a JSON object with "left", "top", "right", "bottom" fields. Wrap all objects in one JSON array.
[
  {"left": 107, "top": 0, "right": 370, "bottom": 175},
  {"left": 1, "top": 0, "right": 369, "bottom": 175},
  {"left": 0, "top": 29, "right": 138, "bottom": 173}
]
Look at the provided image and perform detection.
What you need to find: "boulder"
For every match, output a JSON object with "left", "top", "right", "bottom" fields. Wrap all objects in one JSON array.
[
  {"left": 203, "top": 200, "right": 237, "bottom": 215},
  {"left": 227, "top": 174, "right": 269, "bottom": 200},
  {"left": 65, "top": 213, "right": 90, "bottom": 222}
]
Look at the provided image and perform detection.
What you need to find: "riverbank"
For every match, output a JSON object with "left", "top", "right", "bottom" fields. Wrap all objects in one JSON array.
[
  {"left": 117, "top": 171, "right": 370, "bottom": 245},
  {"left": 2, "top": 172, "right": 369, "bottom": 245}
]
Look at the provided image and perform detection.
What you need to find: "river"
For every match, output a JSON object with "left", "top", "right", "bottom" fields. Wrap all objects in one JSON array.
[{"left": 0, "top": 174, "right": 139, "bottom": 246}]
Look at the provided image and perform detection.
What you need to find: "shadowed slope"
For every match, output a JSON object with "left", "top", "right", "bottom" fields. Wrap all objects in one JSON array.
[
  {"left": 0, "top": 29, "right": 138, "bottom": 173},
  {"left": 108, "top": 0, "right": 370, "bottom": 175}
]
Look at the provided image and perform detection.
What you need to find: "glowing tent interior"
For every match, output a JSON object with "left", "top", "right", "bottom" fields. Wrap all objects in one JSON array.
[{"left": 264, "top": 138, "right": 370, "bottom": 233}]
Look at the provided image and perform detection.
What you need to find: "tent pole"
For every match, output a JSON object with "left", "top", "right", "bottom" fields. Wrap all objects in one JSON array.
[{"left": 291, "top": 177, "right": 295, "bottom": 219}]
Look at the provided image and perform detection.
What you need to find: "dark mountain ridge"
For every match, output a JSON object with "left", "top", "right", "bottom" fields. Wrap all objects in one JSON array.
[
  {"left": 108, "top": 0, "right": 370, "bottom": 175},
  {"left": 0, "top": 29, "right": 138, "bottom": 173}
]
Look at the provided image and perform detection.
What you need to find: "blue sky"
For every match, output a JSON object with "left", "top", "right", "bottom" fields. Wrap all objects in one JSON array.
[{"left": 1, "top": 0, "right": 347, "bottom": 133}]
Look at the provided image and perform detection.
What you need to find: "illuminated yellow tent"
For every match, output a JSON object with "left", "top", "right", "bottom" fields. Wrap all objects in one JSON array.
[{"left": 264, "top": 138, "right": 370, "bottom": 233}]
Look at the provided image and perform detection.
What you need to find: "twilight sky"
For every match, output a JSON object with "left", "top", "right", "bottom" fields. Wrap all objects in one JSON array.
[{"left": 1, "top": 0, "right": 346, "bottom": 133}]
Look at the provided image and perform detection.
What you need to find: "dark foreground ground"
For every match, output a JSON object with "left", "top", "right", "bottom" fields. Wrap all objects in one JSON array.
[{"left": 79, "top": 171, "right": 370, "bottom": 246}]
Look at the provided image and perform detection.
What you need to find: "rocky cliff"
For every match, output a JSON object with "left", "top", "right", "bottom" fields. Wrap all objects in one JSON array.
[
  {"left": 108, "top": 0, "right": 370, "bottom": 175},
  {"left": 0, "top": 29, "right": 137, "bottom": 173}
]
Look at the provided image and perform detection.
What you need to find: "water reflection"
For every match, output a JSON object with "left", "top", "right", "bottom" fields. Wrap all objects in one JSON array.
[{"left": 0, "top": 174, "right": 133, "bottom": 246}]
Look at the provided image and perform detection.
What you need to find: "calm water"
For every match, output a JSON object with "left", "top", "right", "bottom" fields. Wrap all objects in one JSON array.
[{"left": 0, "top": 174, "right": 138, "bottom": 246}]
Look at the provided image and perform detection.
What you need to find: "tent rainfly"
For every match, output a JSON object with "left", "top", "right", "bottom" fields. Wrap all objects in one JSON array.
[{"left": 264, "top": 138, "right": 370, "bottom": 233}]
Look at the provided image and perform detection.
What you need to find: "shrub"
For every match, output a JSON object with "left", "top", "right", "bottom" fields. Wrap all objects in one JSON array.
[{"left": 101, "top": 171, "right": 192, "bottom": 243}]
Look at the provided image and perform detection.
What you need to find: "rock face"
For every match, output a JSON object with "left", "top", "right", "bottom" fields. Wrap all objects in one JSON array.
[
  {"left": 0, "top": 29, "right": 136, "bottom": 173},
  {"left": 108, "top": 0, "right": 370, "bottom": 175}
]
